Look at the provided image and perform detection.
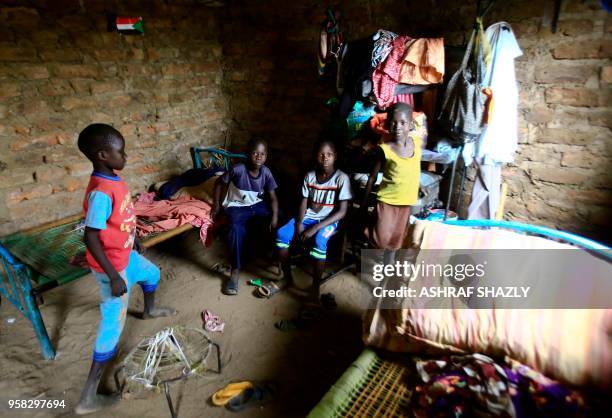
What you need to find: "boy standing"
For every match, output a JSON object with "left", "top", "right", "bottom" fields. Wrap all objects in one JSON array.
[
  {"left": 212, "top": 138, "right": 279, "bottom": 295},
  {"left": 75, "top": 124, "right": 175, "bottom": 415}
]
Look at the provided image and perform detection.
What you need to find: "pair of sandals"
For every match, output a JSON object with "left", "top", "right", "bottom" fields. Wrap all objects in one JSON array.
[{"left": 255, "top": 279, "right": 288, "bottom": 298}]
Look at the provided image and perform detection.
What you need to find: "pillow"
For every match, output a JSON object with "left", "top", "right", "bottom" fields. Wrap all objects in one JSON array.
[
  {"left": 363, "top": 221, "right": 612, "bottom": 389},
  {"left": 153, "top": 175, "right": 219, "bottom": 204},
  {"left": 171, "top": 175, "right": 219, "bottom": 204}
]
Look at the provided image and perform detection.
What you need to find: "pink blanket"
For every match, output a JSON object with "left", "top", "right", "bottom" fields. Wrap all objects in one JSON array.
[{"left": 134, "top": 192, "right": 213, "bottom": 246}]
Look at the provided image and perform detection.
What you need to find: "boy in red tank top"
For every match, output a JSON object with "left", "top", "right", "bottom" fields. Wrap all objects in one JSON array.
[{"left": 75, "top": 124, "right": 176, "bottom": 415}]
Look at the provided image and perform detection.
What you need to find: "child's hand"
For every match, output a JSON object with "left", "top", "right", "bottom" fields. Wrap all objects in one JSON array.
[
  {"left": 211, "top": 205, "right": 220, "bottom": 220},
  {"left": 134, "top": 237, "right": 146, "bottom": 254},
  {"left": 300, "top": 226, "right": 318, "bottom": 241},
  {"left": 269, "top": 215, "right": 278, "bottom": 231},
  {"left": 294, "top": 222, "right": 305, "bottom": 240},
  {"left": 110, "top": 275, "right": 127, "bottom": 297}
]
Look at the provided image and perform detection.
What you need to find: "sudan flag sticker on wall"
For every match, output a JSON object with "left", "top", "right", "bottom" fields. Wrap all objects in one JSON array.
[{"left": 115, "top": 16, "right": 144, "bottom": 34}]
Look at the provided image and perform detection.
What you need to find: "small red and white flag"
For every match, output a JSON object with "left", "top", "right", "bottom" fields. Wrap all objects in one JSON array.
[{"left": 115, "top": 17, "right": 144, "bottom": 33}]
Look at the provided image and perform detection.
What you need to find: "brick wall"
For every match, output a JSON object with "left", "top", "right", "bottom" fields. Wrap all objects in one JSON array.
[
  {"left": 0, "top": 0, "right": 227, "bottom": 235},
  {"left": 222, "top": 0, "right": 611, "bottom": 242},
  {"left": 1, "top": 0, "right": 610, "bottom": 242}
]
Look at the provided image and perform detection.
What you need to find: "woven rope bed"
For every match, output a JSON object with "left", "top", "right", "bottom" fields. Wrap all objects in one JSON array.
[
  {"left": 0, "top": 215, "right": 193, "bottom": 291},
  {"left": 307, "top": 349, "right": 413, "bottom": 418}
]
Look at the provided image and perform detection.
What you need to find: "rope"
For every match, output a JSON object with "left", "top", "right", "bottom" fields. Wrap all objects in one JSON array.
[{"left": 122, "top": 327, "right": 214, "bottom": 391}]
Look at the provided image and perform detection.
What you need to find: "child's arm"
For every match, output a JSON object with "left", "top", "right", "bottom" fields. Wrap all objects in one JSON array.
[
  {"left": 361, "top": 147, "right": 384, "bottom": 213},
  {"left": 295, "top": 197, "right": 308, "bottom": 237},
  {"left": 211, "top": 175, "right": 228, "bottom": 220},
  {"left": 268, "top": 189, "right": 279, "bottom": 229},
  {"left": 84, "top": 228, "right": 126, "bottom": 297},
  {"left": 301, "top": 200, "right": 348, "bottom": 240}
]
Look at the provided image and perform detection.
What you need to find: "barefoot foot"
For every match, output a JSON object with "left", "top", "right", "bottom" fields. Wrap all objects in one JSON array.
[{"left": 142, "top": 306, "right": 177, "bottom": 319}]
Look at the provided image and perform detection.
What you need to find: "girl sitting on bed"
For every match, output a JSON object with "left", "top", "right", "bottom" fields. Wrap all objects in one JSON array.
[{"left": 362, "top": 102, "right": 422, "bottom": 264}]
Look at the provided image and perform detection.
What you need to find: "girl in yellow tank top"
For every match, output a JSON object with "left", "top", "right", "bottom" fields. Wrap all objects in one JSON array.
[{"left": 362, "top": 103, "right": 422, "bottom": 252}]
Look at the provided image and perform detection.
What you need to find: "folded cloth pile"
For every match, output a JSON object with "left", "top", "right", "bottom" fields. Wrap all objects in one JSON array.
[{"left": 134, "top": 193, "right": 213, "bottom": 246}]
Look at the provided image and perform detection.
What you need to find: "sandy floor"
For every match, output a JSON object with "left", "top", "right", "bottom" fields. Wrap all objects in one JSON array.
[{"left": 0, "top": 230, "right": 370, "bottom": 418}]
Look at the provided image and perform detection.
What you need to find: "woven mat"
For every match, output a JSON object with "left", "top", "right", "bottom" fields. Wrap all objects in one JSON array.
[
  {"left": 308, "top": 349, "right": 412, "bottom": 418},
  {"left": 1, "top": 219, "right": 87, "bottom": 286}
]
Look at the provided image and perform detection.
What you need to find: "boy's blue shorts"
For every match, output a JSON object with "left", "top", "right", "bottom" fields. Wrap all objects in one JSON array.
[
  {"left": 91, "top": 250, "right": 159, "bottom": 362},
  {"left": 276, "top": 218, "right": 338, "bottom": 261}
]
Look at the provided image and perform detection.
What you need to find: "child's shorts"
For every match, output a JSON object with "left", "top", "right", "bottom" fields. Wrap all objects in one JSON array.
[
  {"left": 276, "top": 218, "right": 338, "bottom": 261},
  {"left": 91, "top": 250, "right": 160, "bottom": 362}
]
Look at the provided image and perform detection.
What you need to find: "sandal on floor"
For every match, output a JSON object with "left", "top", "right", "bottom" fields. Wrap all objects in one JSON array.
[
  {"left": 255, "top": 280, "right": 288, "bottom": 298},
  {"left": 274, "top": 318, "right": 310, "bottom": 332},
  {"left": 248, "top": 278, "right": 263, "bottom": 287},
  {"left": 212, "top": 263, "right": 231, "bottom": 276},
  {"left": 211, "top": 381, "right": 253, "bottom": 406},
  {"left": 222, "top": 277, "right": 239, "bottom": 295},
  {"left": 226, "top": 382, "right": 277, "bottom": 412}
]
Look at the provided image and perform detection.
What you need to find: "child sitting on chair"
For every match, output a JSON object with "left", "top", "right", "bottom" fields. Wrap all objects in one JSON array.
[
  {"left": 265, "top": 140, "right": 352, "bottom": 305},
  {"left": 211, "top": 138, "right": 279, "bottom": 295},
  {"left": 362, "top": 103, "right": 422, "bottom": 264},
  {"left": 75, "top": 124, "right": 176, "bottom": 415}
]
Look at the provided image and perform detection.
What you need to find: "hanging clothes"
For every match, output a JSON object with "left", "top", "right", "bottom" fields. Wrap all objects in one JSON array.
[
  {"left": 371, "top": 29, "right": 397, "bottom": 68},
  {"left": 463, "top": 22, "right": 522, "bottom": 166},
  {"left": 399, "top": 38, "right": 445, "bottom": 85},
  {"left": 466, "top": 22, "right": 522, "bottom": 221},
  {"left": 478, "top": 22, "right": 522, "bottom": 165},
  {"left": 372, "top": 35, "right": 411, "bottom": 109},
  {"left": 467, "top": 162, "right": 502, "bottom": 219},
  {"left": 317, "top": 8, "right": 343, "bottom": 77},
  {"left": 390, "top": 93, "right": 414, "bottom": 107},
  {"left": 338, "top": 36, "right": 375, "bottom": 117}
]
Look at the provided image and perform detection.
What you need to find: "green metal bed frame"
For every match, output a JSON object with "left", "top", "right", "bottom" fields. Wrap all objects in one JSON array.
[{"left": 0, "top": 147, "right": 245, "bottom": 360}]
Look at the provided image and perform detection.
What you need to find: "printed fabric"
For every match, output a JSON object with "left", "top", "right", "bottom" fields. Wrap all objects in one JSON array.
[
  {"left": 371, "top": 29, "right": 398, "bottom": 68},
  {"left": 412, "top": 353, "right": 587, "bottom": 418},
  {"left": 372, "top": 35, "right": 411, "bottom": 108}
]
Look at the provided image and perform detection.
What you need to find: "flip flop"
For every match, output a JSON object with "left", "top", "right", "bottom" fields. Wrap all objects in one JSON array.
[
  {"left": 274, "top": 318, "right": 310, "bottom": 332},
  {"left": 248, "top": 278, "right": 263, "bottom": 287},
  {"left": 256, "top": 280, "right": 288, "bottom": 298},
  {"left": 202, "top": 309, "right": 225, "bottom": 333},
  {"left": 212, "top": 263, "right": 231, "bottom": 276},
  {"left": 211, "top": 381, "right": 254, "bottom": 406},
  {"left": 226, "top": 383, "right": 277, "bottom": 411},
  {"left": 222, "top": 277, "right": 239, "bottom": 295}
]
